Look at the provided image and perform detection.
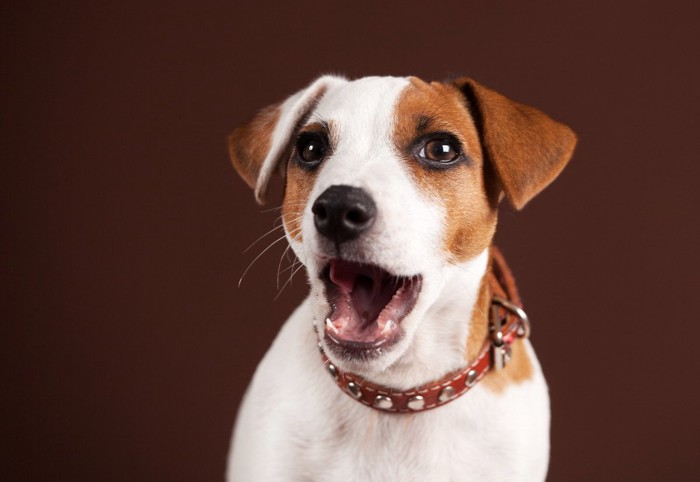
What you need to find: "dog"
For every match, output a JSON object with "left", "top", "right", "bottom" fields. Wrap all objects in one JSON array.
[{"left": 225, "top": 75, "right": 576, "bottom": 481}]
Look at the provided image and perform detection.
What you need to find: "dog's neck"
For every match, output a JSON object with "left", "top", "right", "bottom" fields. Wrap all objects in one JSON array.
[{"left": 353, "top": 248, "right": 492, "bottom": 390}]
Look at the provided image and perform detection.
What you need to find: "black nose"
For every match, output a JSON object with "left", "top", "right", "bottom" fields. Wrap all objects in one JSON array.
[{"left": 312, "top": 185, "right": 377, "bottom": 245}]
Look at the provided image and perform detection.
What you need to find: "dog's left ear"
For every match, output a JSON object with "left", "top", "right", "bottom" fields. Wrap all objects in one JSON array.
[
  {"left": 228, "top": 75, "right": 347, "bottom": 204},
  {"left": 453, "top": 78, "right": 577, "bottom": 210}
]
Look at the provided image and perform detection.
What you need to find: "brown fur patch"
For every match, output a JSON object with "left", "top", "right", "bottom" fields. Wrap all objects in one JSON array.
[
  {"left": 453, "top": 77, "right": 577, "bottom": 210},
  {"left": 393, "top": 78, "right": 551, "bottom": 391},
  {"left": 283, "top": 162, "right": 315, "bottom": 242},
  {"left": 467, "top": 262, "right": 533, "bottom": 392},
  {"left": 393, "top": 77, "right": 499, "bottom": 262},
  {"left": 282, "top": 121, "right": 336, "bottom": 241},
  {"left": 228, "top": 104, "right": 280, "bottom": 190},
  {"left": 466, "top": 273, "right": 492, "bottom": 359},
  {"left": 481, "top": 338, "right": 534, "bottom": 392}
]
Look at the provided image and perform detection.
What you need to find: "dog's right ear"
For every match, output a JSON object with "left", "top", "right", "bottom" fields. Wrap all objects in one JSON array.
[
  {"left": 228, "top": 75, "right": 347, "bottom": 204},
  {"left": 452, "top": 78, "right": 577, "bottom": 210}
]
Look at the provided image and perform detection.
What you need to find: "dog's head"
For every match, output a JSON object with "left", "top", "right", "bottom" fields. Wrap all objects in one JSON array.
[{"left": 229, "top": 75, "right": 576, "bottom": 374}]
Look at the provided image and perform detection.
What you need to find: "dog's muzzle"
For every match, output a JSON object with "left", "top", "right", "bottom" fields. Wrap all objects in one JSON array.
[
  {"left": 312, "top": 184, "right": 423, "bottom": 358},
  {"left": 312, "top": 185, "right": 376, "bottom": 245}
]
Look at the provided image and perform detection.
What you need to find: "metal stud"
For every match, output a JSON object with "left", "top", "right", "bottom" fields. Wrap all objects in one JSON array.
[
  {"left": 346, "top": 382, "right": 362, "bottom": 399},
  {"left": 465, "top": 369, "right": 478, "bottom": 387},
  {"left": 438, "top": 386, "right": 456, "bottom": 403},
  {"left": 326, "top": 363, "right": 338, "bottom": 379},
  {"left": 407, "top": 395, "right": 425, "bottom": 411},
  {"left": 374, "top": 395, "right": 393, "bottom": 410}
]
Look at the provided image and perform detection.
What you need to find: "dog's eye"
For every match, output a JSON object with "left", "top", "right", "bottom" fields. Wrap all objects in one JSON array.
[
  {"left": 419, "top": 139, "right": 460, "bottom": 163},
  {"left": 296, "top": 134, "right": 327, "bottom": 166}
]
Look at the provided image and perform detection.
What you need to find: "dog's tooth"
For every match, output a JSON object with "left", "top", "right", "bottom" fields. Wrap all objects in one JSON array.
[
  {"left": 381, "top": 320, "right": 396, "bottom": 334},
  {"left": 325, "top": 318, "right": 339, "bottom": 334}
]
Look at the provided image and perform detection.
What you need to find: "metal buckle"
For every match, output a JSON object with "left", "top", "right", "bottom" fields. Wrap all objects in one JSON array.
[
  {"left": 491, "top": 343, "right": 512, "bottom": 370},
  {"left": 490, "top": 296, "right": 531, "bottom": 370},
  {"left": 489, "top": 302, "right": 509, "bottom": 370},
  {"left": 491, "top": 296, "right": 531, "bottom": 339}
]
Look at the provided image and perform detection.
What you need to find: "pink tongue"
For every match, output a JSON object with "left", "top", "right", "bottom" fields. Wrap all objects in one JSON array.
[
  {"left": 329, "top": 261, "right": 380, "bottom": 324},
  {"left": 329, "top": 260, "right": 361, "bottom": 293}
]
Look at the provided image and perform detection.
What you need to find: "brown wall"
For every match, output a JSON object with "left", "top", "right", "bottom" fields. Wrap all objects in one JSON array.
[{"left": 3, "top": 1, "right": 699, "bottom": 480}]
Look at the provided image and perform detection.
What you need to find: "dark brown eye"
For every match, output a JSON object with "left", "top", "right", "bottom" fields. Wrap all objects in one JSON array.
[
  {"left": 420, "top": 139, "right": 460, "bottom": 162},
  {"left": 297, "top": 135, "right": 327, "bottom": 165}
]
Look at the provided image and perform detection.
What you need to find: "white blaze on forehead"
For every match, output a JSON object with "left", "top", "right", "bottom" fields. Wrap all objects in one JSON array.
[
  {"left": 254, "top": 75, "right": 348, "bottom": 202},
  {"left": 308, "top": 76, "right": 411, "bottom": 191},
  {"left": 313, "top": 76, "right": 410, "bottom": 154},
  {"left": 298, "top": 76, "right": 445, "bottom": 276}
]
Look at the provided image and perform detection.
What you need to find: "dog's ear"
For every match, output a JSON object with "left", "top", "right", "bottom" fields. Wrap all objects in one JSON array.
[
  {"left": 228, "top": 75, "right": 346, "bottom": 204},
  {"left": 453, "top": 78, "right": 577, "bottom": 210}
]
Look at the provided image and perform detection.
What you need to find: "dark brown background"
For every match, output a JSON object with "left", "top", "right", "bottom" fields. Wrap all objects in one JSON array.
[{"left": 3, "top": 1, "right": 699, "bottom": 480}]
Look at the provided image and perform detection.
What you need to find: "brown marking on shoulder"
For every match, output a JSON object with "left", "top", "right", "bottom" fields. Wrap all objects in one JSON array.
[
  {"left": 466, "top": 270, "right": 491, "bottom": 359},
  {"left": 393, "top": 77, "right": 498, "bottom": 262},
  {"left": 282, "top": 120, "right": 337, "bottom": 241},
  {"left": 481, "top": 338, "right": 534, "bottom": 392},
  {"left": 228, "top": 104, "right": 280, "bottom": 189},
  {"left": 466, "top": 257, "right": 533, "bottom": 392}
]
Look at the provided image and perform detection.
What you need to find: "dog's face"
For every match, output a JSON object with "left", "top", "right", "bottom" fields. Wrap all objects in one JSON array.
[{"left": 229, "top": 75, "right": 575, "bottom": 374}]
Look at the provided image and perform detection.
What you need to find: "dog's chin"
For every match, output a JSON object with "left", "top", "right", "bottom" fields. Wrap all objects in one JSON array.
[{"left": 319, "top": 258, "right": 423, "bottom": 364}]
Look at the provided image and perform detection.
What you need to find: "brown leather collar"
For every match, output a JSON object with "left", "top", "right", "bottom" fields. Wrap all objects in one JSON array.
[{"left": 319, "top": 247, "right": 531, "bottom": 413}]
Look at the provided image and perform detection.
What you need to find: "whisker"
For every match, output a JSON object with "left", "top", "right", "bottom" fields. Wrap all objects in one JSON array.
[
  {"left": 260, "top": 205, "right": 284, "bottom": 213},
  {"left": 242, "top": 213, "right": 303, "bottom": 254},
  {"left": 268, "top": 211, "right": 303, "bottom": 230},
  {"left": 243, "top": 223, "right": 285, "bottom": 254},
  {"left": 259, "top": 202, "right": 308, "bottom": 214},
  {"left": 238, "top": 233, "right": 292, "bottom": 288},
  {"left": 277, "top": 244, "right": 294, "bottom": 290},
  {"left": 280, "top": 256, "right": 300, "bottom": 275},
  {"left": 274, "top": 227, "right": 304, "bottom": 285},
  {"left": 275, "top": 261, "right": 306, "bottom": 300}
]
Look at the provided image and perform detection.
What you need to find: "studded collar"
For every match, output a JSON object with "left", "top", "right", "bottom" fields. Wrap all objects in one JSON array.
[{"left": 319, "top": 247, "right": 531, "bottom": 413}]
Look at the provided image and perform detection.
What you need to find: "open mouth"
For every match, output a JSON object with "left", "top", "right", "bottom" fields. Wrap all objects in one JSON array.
[{"left": 321, "top": 259, "right": 422, "bottom": 357}]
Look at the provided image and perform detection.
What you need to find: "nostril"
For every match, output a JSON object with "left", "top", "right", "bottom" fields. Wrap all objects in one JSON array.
[
  {"left": 346, "top": 208, "right": 369, "bottom": 225},
  {"left": 312, "top": 185, "right": 376, "bottom": 244},
  {"left": 312, "top": 202, "right": 328, "bottom": 220}
]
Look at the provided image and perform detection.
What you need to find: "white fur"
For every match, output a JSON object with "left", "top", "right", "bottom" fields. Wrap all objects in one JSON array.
[
  {"left": 254, "top": 75, "right": 348, "bottom": 203},
  {"left": 228, "top": 76, "right": 550, "bottom": 481}
]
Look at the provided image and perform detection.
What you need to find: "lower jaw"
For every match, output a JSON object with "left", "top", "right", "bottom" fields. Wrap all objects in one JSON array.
[
  {"left": 323, "top": 329, "right": 404, "bottom": 361},
  {"left": 319, "top": 260, "right": 423, "bottom": 363}
]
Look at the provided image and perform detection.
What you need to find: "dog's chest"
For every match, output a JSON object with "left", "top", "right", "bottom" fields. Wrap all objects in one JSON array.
[
  {"left": 289, "top": 332, "right": 547, "bottom": 480},
  {"left": 293, "top": 380, "right": 548, "bottom": 482},
  {"left": 296, "top": 403, "right": 512, "bottom": 481},
  {"left": 229, "top": 301, "right": 549, "bottom": 482}
]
